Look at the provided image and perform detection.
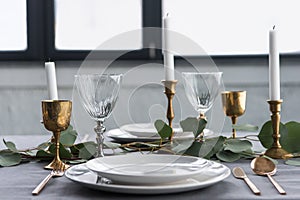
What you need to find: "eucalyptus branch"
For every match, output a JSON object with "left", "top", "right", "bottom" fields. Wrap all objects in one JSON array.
[{"left": 235, "top": 135, "right": 260, "bottom": 141}]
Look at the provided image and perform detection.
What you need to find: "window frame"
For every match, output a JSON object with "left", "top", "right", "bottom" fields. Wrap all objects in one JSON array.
[
  {"left": 0, "top": 0, "right": 299, "bottom": 62},
  {"left": 0, "top": 0, "right": 45, "bottom": 61},
  {"left": 0, "top": 0, "right": 162, "bottom": 61}
]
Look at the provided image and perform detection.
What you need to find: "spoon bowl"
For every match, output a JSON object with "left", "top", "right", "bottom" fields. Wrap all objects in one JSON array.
[
  {"left": 250, "top": 156, "right": 286, "bottom": 195},
  {"left": 251, "top": 156, "right": 276, "bottom": 175}
]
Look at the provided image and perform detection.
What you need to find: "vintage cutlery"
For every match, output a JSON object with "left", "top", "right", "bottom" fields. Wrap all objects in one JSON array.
[
  {"left": 232, "top": 167, "right": 261, "bottom": 195},
  {"left": 32, "top": 170, "right": 64, "bottom": 195},
  {"left": 251, "top": 156, "right": 286, "bottom": 195}
]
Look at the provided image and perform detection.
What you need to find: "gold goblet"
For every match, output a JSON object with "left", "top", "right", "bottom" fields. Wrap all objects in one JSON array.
[
  {"left": 221, "top": 91, "right": 246, "bottom": 138},
  {"left": 42, "top": 100, "right": 72, "bottom": 171}
]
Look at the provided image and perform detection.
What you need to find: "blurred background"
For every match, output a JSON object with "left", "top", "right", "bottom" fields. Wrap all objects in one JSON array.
[{"left": 1, "top": 0, "right": 300, "bottom": 136}]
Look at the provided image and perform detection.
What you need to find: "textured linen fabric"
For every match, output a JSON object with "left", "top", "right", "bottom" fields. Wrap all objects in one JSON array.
[{"left": 0, "top": 136, "right": 300, "bottom": 200}]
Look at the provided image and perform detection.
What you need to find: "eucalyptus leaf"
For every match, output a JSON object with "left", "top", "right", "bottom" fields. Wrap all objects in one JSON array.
[
  {"left": 60, "top": 125, "right": 77, "bottom": 146},
  {"left": 224, "top": 139, "right": 252, "bottom": 153},
  {"left": 37, "top": 142, "right": 51, "bottom": 150},
  {"left": 103, "top": 141, "right": 121, "bottom": 149},
  {"left": 198, "top": 136, "right": 226, "bottom": 159},
  {"left": 171, "top": 139, "right": 194, "bottom": 154},
  {"left": 180, "top": 117, "right": 207, "bottom": 138},
  {"left": 180, "top": 117, "right": 198, "bottom": 132},
  {"left": 216, "top": 150, "right": 241, "bottom": 162},
  {"left": 22, "top": 150, "right": 37, "bottom": 157},
  {"left": 232, "top": 124, "right": 259, "bottom": 132},
  {"left": 154, "top": 120, "right": 172, "bottom": 139},
  {"left": 79, "top": 142, "right": 97, "bottom": 160},
  {"left": 285, "top": 159, "right": 300, "bottom": 166},
  {"left": 48, "top": 143, "right": 72, "bottom": 159},
  {"left": 281, "top": 121, "right": 300, "bottom": 153},
  {"left": 36, "top": 150, "right": 53, "bottom": 160},
  {"left": 185, "top": 136, "right": 225, "bottom": 159},
  {"left": 195, "top": 119, "right": 207, "bottom": 138},
  {"left": 208, "top": 136, "right": 226, "bottom": 157},
  {"left": 0, "top": 151, "right": 21, "bottom": 167},
  {"left": 3, "top": 139, "right": 18, "bottom": 152},
  {"left": 184, "top": 141, "right": 202, "bottom": 157},
  {"left": 70, "top": 141, "right": 95, "bottom": 155},
  {"left": 258, "top": 121, "right": 287, "bottom": 149}
]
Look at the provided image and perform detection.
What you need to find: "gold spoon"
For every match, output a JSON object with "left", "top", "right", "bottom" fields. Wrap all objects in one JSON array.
[{"left": 250, "top": 156, "right": 286, "bottom": 195}]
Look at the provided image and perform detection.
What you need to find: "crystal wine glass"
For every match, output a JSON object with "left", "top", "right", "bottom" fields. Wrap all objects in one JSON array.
[
  {"left": 182, "top": 72, "right": 223, "bottom": 138},
  {"left": 75, "top": 74, "right": 122, "bottom": 157}
]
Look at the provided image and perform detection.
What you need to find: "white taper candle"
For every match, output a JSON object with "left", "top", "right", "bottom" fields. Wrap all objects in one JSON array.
[
  {"left": 269, "top": 27, "right": 280, "bottom": 100},
  {"left": 45, "top": 61, "right": 58, "bottom": 100},
  {"left": 163, "top": 14, "right": 175, "bottom": 81}
]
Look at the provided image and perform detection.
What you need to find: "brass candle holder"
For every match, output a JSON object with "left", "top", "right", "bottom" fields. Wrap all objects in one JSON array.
[
  {"left": 162, "top": 80, "right": 178, "bottom": 141},
  {"left": 264, "top": 100, "right": 292, "bottom": 159},
  {"left": 42, "top": 100, "right": 72, "bottom": 171}
]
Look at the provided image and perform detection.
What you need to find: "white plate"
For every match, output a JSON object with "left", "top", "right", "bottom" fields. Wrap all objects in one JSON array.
[
  {"left": 65, "top": 161, "right": 230, "bottom": 194},
  {"left": 107, "top": 128, "right": 215, "bottom": 143},
  {"left": 106, "top": 128, "right": 194, "bottom": 143},
  {"left": 120, "top": 123, "right": 183, "bottom": 137},
  {"left": 86, "top": 154, "right": 215, "bottom": 185}
]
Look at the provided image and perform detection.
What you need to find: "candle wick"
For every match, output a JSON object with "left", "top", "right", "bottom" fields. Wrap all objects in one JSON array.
[
  {"left": 166, "top": 13, "right": 169, "bottom": 17},
  {"left": 273, "top": 25, "right": 275, "bottom": 30},
  {"left": 48, "top": 58, "right": 51, "bottom": 62}
]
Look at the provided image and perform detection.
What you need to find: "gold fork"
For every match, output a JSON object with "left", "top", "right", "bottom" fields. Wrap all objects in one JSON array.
[{"left": 32, "top": 170, "right": 64, "bottom": 195}]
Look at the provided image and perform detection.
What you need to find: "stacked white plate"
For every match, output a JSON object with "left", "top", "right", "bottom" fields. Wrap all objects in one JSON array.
[
  {"left": 106, "top": 123, "right": 194, "bottom": 143},
  {"left": 65, "top": 154, "right": 230, "bottom": 194}
]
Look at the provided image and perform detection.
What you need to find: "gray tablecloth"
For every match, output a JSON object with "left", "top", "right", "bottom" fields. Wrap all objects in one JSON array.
[{"left": 1, "top": 135, "right": 300, "bottom": 200}]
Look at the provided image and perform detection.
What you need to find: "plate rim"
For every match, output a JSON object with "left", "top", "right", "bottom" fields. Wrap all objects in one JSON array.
[
  {"left": 85, "top": 154, "right": 208, "bottom": 181},
  {"left": 106, "top": 128, "right": 194, "bottom": 142},
  {"left": 65, "top": 161, "right": 231, "bottom": 194}
]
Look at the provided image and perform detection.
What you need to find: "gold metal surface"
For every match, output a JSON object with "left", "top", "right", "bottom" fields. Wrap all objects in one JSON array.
[
  {"left": 232, "top": 167, "right": 261, "bottom": 195},
  {"left": 42, "top": 100, "right": 72, "bottom": 171},
  {"left": 221, "top": 91, "right": 246, "bottom": 138},
  {"left": 250, "top": 156, "right": 286, "bottom": 194},
  {"left": 264, "top": 100, "right": 292, "bottom": 159},
  {"left": 162, "top": 80, "right": 178, "bottom": 141}
]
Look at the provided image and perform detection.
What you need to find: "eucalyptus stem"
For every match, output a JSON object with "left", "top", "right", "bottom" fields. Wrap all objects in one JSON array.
[{"left": 235, "top": 135, "right": 260, "bottom": 141}]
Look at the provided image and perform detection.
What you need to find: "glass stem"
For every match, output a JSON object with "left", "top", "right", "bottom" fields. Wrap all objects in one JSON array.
[
  {"left": 198, "top": 113, "right": 206, "bottom": 142},
  {"left": 94, "top": 120, "right": 106, "bottom": 157}
]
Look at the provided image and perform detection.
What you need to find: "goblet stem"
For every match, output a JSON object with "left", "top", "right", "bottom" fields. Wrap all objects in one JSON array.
[
  {"left": 94, "top": 120, "right": 106, "bottom": 157},
  {"left": 45, "top": 131, "right": 70, "bottom": 171},
  {"left": 231, "top": 116, "right": 237, "bottom": 139}
]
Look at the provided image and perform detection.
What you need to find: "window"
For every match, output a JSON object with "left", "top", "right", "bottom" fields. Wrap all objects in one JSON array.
[
  {"left": 2, "top": 0, "right": 299, "bottom": 60},
  {"left": 0, "top": 0, "right": 161, "bottom": 61},
  {"left": 0, "top": 0, "right": 27, "bottom": 51},
  {"left": 55, "top": 0, "right": 142, "bottom": 50},
  {"left": 163, "top": 0, "right": 300, "bottom": 56}
]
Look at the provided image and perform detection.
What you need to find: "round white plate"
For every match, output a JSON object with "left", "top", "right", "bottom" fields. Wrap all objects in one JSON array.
[
  {"left": 86, "top": 154, "right": 215, "bottom": 185},
  {"left": 106, "top": 128, "right": 194, "bottom": 143},
  {"left": 65, "top": 161, "right": 230, "bottom": 194},
  {"left": 120, "top": 123, "right": 183, "bottom": 137}
]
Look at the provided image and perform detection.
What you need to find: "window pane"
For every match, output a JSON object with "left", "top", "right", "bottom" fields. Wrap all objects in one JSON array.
[
  {"left": 163, "top": 0, "right": 300, "bottom": 55},
  {"left": 55, "top": 0, "right": 142, "bottom": 50},
  {"left": 0, "top": 0, "right": 27, "bottom": 51}
]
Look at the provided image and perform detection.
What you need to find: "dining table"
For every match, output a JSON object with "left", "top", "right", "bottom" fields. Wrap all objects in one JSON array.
[{"left": 0, "top": 134, "right": 300, "bottom": 200}]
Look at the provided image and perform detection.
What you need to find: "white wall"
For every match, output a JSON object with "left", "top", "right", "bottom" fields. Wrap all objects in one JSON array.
[{"left": 0, "top": 60, "right": 299, "bottom": 137}]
